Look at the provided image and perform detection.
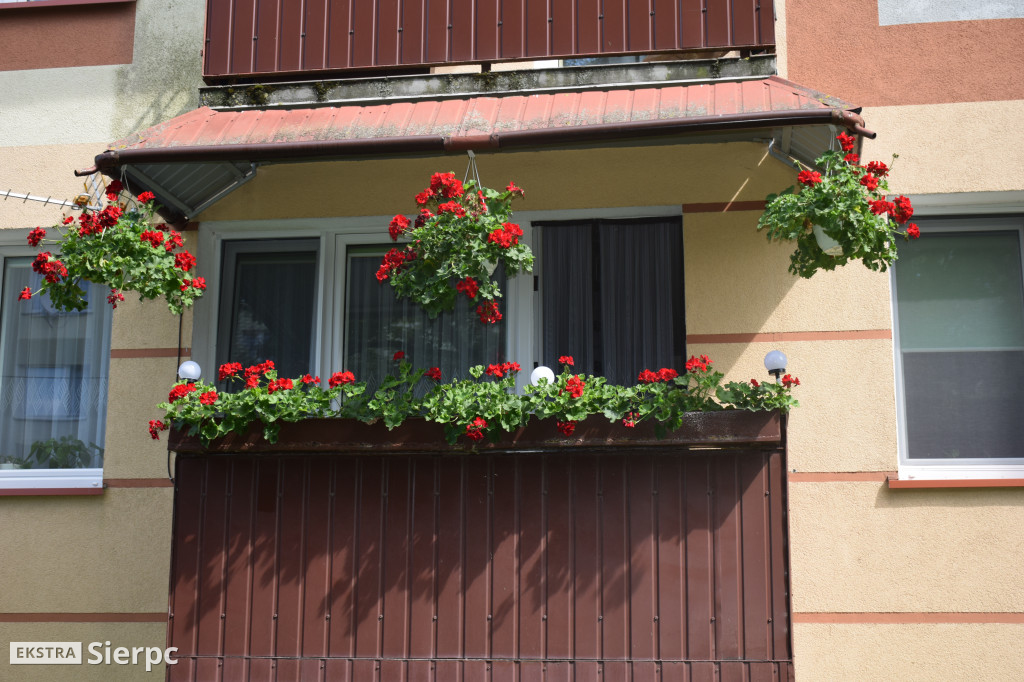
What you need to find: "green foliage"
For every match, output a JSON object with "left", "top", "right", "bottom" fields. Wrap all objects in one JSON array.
[
  {"left": 382, "top": 174, "right": 533, "bottom": 320},
  {"left": 28, "top": 436, "right": 102, "bottom": 469},
  {"left": 758, "top": 144, "right": 916, "bottom": 278},
  {"left": 24, "top": 194, "right": 203, "bottom": 314},
  {"left": 153, "top": 356, "right": 799, "bottom": 447}
]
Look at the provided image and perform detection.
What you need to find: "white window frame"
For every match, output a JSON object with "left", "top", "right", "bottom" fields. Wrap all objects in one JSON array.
[
  {"left": 193, "top": 205, "right": 683, "bottom": 392},
  {"left": 891, "top": 199, "right": 1024, "bottom": 480},
  {"left": 0, "top": 229, "right": 105, "bottom": 491}
]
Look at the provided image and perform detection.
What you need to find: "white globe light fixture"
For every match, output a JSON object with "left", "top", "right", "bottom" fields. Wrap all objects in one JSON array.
[
  {"left": 530, "top": 365, "right": 555, "bottom": 386},
  {"left": 763, "top": 350, "right": 787, "bottom": 383},
  {"left": 177, "top": 360, "right": 202, "bottom": 382}
]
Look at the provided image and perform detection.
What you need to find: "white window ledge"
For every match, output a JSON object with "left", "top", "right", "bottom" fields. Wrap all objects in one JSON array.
[{"left": 0, "top": 468, "right": 104, "bottom": 494}]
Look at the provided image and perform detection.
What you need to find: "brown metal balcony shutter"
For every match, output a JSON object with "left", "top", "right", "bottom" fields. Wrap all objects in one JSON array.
[
  {"left": 203, "top": 0, "right": 776, "bottom": 78},
  {"left": 167, "top": 447, "right": 793, "bottom": 680}
]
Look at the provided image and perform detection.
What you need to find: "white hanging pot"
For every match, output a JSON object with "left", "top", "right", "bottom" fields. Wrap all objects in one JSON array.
[
  {"left": 812, "top": 224, "right": 844, "bottom": 256},
  {"left": 484, "top": 259, "right": 498, "bottom": 276}
]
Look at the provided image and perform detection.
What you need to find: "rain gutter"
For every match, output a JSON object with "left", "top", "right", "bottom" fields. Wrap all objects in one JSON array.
[{"left": 76, "top": 108, "right": 873, "bottom": 176}]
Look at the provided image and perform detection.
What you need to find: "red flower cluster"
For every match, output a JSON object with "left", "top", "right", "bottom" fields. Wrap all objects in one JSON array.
[
  {"left": 301, "top": 374, "right": 320, "bottom": 384},
  {"left": 868, "top": 199, "right": 895, "bottom": 216},
  {"left": 393, "top": 351, "right": 405, "bottom": 361},
  {"left": 865, "top": 161, "right": 889, "bottom": 177},
  {"left": 27, "top": 227, "right": 46, "bottom": 247},
  {"left": 32, "top": 252, "right": 68, "bottom": 283},
  {"left": 477, "top": 300, "right": 502, "bottom": 324},
  {"left": 244, "top": 360, "right": 275, "bottom": 388},
  {"left": 750, "top": 378, "right": 760, "bottom": 387},
  {"left": 622, "top": 411, "right": 638, "bottom": 428},
  {"left": 389, "top": 214, "right": 410, "bottom": 241},
  {"left": 165, "top": 231, "right": 184, "bottom": 252},
  {"left": 218, "top": 362, "right": 243, "bottom": 380},
  {"left": 505, "top": 181, "right": 525, "bottom": 197},
  {"left": 18, "top": 286, "right": 31, "bottom": 300},
  {"left": 556, "top": 420, "right": 577, "bottom": 436},
  {"left": 685, "top": 354, "right": 712, "bottom": 373},
  {"left": 891, "top": 195, "right": 914, "bottom": 224},
  {"left": 425, "top": 367, "right": 442, "bottom": 381},
  {"left": 376, "top": 247, "right": 414, "bottom": 281},
  {"left": 107, "top": 289, "right": 125, "bottom": 308},
  {"left": 168, "top": 383, "right": 197, "bottom": 403},
  {"left": 844, "top": 153, "right": 860, "bottom": 165},
  {"left": 638, "top": 367, "right": 680, "bottom": 383},
  {"left": 106, "top": 179, "right": 124, "bottom": 201},
  {"left": 797, "top": 170, "right": 823, "bottom": 186},
  {"left": 906, "top": 223, "right": 920, "bottom": 239},
  {"left": 860, "top": 174, "right": 880, "bottom": 191},
  {"left": 267, "top": 377, "right": 294, "bottom": 393},
  {"left": 415, "top": 189, "right": 434, "bottom": 205},
  {"left": 561, "top": 375, "right": 585, "bottom": 398},
  {"left": 329, "top": 371, "right": 356, "bottom": 387},
  {"left": 137, "top": 191, "right": 156, "bottom": 204},
  {"left": 485, "top": 361, "right": 521, "bottom": 378},
  {"left": 455, "top": 277, "right": 479, "bottom": 299},
  {"left": 180, "top": 277, "right": 206, "bottom": 292},
  {"left": 77, "top": 205, "right": 122, "bottom": 237},
  {"left": 414, "top": 208, "right": 433, "bottom": 228},
  {"left": 174, "top": 251, "right": 197, "bottom": 271},
  {"left": 781, "top": 374, "right": 800, "bottom": 388},
  {"left": 487, "top": 222, "right": 523, "bottom": 248},
  {"left": 437, "top": 201, "right": 466, "bottom": 217},
  {"left": 199, "top": 391, "right": 218, "bottom": 405},
  {"left": 558, "top": 355, "right": 574, "bottom": 366},
  {"left": 837, "top": 132, "right": 856, "bottom": 152},
  {"left": 148, "top": 419, "right": 168, "bottom": 440},
  {"left": 430, "top": 172, "right": 465, "bottom": 199},
  {"left": 466, "top": 416, "right": 487, "bottom": 441},
  {"left": 140, "top": 230, "right": 165, "bottom": 247}
]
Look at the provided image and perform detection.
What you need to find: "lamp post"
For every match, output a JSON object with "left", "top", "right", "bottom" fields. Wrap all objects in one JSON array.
[
  {"left": 177, "top": 361, "right": 201, "bottom": 384},
  {"left": 530, "top": 365, "right": 555, "bottom": 386},
  {"left": 763, "top": 350, "right": 787, "bottom": 384}
]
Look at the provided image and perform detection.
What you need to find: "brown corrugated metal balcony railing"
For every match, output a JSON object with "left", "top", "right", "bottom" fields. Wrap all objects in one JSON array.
[
  {"left": 203, "top": 0, "right": 776, "bottom": 79},
  {"left": 166, "top": 413, "right": 793, "bottom": 681}
]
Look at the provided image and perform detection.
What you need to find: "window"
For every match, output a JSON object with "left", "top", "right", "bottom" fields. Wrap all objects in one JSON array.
[
  {"left": 892, "top": 218, "right": 1024, "bottom": 479},
  {"left": 0, "top": 242, "right": 112, "bottom": 490},
  {"left": 196, "top": 208, "right": 684, "bottom": 395}
]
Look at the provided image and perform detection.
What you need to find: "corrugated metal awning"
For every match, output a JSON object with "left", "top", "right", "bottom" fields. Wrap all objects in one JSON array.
[{"left": 82, "top": 76, "right": 867, "bottom": 221}]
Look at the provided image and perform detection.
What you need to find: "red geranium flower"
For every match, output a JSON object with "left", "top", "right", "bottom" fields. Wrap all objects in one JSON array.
[
  {"left": 561, "top": 375, "right": 585, "bottom": 398},
  {"left": 485, "top": 363, "right": 505, "bottom": 378},
  {"left": 389, "top": 214, "right": 411, "bottom": 241},
  {"left": 393, "top": 351, "right": 405, "bottom": 361},
  {"left": 199, "top": 391, "right": 218, "bottom": 405},
  {"left": 218, "top": 362, "right": 243, "bottom": 381},
  {"left": 906, "top": 223, "right": 920, "bottom": 239},
  {"left": 844, "top": 153, "right": 860, "bottom": 165},
  {"left": 781, "top": 374, "right": 800, "bottom": 388},
  {"left": 107, "top": 289, "right": 125, "bottom": 308},
  {"left": 866, "top": 161, "right": 890, "bottom": 177},
  {"left": 868, "top": 199, "right": 896, "bottom": 216},
  {"left": 168, "top": 383, "right": 197, "bottom": 403},
  {"left": 140, "top": 230, "right": 165, "bottom": 248},
  {"left": 165, "top": 231, "right": 184, "bottom": 251},
  {"left": 622, "top": 411, "right": 638, "bottom": 428},
  {"left": 638, "top": 369, "right": 660, "bottom": 383},
  {"left": 836, "top": 131, "right": 856, "bottom": 152},
  {"left": 425, "top": 367, "right": 442, "bottom": 381},
  {"left": 860, "top": 174, "right": 880, "bottom": 191},
  {"left": 27, "top": 227, "right": 46, "bottom": 247},
  {"left": 477, "top": 301, "right": 502, "bottom": 324},
  {"left": 558, "top": 355, "right": 574, "bottom": 366},
  {"left": 174, "top": 251, "right": 197, "bottom": 271},
  {"left": 414, "top": 208, "right": 434, "bottom": 228},
  {"left": 455, "top": 277, "right": 479, "bottom": 299},
  {"left": 106, "top": 179, "right": 124, "bottom": 198},
  {"left": 751, "top": 379, "right": 760, "bottom": 387},
  {"left": 465, "top": 416, "right": 487, "bottom": 441},
  {"left": 300, "top": 374, "right": 320, "bottom": 384},
  {"left": 658, "top": 368, "right": 678, "bottom": 381},
  {"left": 18, "top": 287, "right": 31, "bottom": 300},
  {"left": 137, "top": 191, "right": 156, "bottom": 204},
  {"left": 148, "top": 419, "right": 168, "bottom": 440},
  {"left": 505, "top": 181, "right": 525, "bottom": 197},
  {"left": 329, "top": 371, "right": 355, "bottom": 387},
  {"left": 892, "top": 195, "right": 914, "bottom": 224},
  {"left": 437, "top": 201, "right": 466, "bottom": 217},
  {"left": 267, "top": 377, "right": 294, "bottom": 393},
  {"left": 556, "top": 420, "right": 577, "bottom": 436},
  {"left": 685, "top": 355, "right": 712, "bottom": 373},
  {"left": 415, "top": 189, "right": 434, "bottom": 205},
  {"left": 797, "top": 170, "right": 822, "bottom": 186}
]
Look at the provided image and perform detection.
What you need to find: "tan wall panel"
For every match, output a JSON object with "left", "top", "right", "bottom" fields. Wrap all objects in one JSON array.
[
  {"left": 104, "top": 358, "right": 186, "bottom": 479},
  {"left": 793, "top": 623, "right": 1024, "bottom": 682},
  {"left": 0, "top": 143, "right": 104, "bottom": 229},
  {"left": 198, "top": 142, "right": 792, "bottom": 221},
  {"left": 0, "top": 489, "right": 172, "bottom": 612},
  {"left": 683, "top": 211, "right": 893, "bottom": 334},
  {"left": 689, "top": 340, "right": 897, "bottom": 473},
  {"left": 789, "top": 483, "right": 1024, "bottom": 613},
  {"left": 0, "top": 622, "right": 168, "bottom": 681},
  {"left": 860, "top": 101, "right": 1024, "bottom": 196}
]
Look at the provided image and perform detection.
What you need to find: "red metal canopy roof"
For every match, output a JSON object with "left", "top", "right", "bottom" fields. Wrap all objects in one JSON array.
[{"left": 100, "top": 76, "right": 863, "bottom": 162}]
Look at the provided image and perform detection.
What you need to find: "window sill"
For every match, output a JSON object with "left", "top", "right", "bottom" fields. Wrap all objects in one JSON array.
[
  {"left": 0, "top": 0, "right": 133, "bottom": 10},
  {"left": 0, "top": 468, "right": 103, "bottom": 494},
  {"left": 888, "top": 477, "right": 1024, "bottom": 489}
]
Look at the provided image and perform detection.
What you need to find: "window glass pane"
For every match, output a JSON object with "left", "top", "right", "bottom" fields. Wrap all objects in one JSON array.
[
  {"left": 0, "top": 257, "right": 111, "bottom": 469},
  {"left": 345, "top": 246, "right": 505, "bottom": 389},
  {"left": 896, "top": 229, "right": 1024, "bottom": 459},
  {"left": 219, "top": 243, "right": 318, "bottom": 382},
  {"left": 539, "top": 218, "right": 684, "bottom": 385},
  {"left": 895, "top": 231, "right": 1024, "bottom": 350}
]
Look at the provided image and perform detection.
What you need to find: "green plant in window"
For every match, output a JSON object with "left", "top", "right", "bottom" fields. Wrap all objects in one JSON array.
[
  {"left": 758, "top": 131, "right": 920, "bottom": 278},
  {"left": 18, "top": 181, "right": 204, "bottom": 314},
  {"left": 27, "top": 436, "right": 102, "bottom": 469},
  {"left": 378, "top": 173, "right": 533, "bottom": 324}
]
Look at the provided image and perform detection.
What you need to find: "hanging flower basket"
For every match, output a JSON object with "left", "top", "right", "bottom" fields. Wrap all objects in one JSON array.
[
  {"left": 18, "top": 181, "right": 204, "bottom": 314},
  {"left": 757, "top": 132, "right": 920, "bottom": 278},
  {"left": 377, "top": 172, "right": 533, "bottom": 324}
]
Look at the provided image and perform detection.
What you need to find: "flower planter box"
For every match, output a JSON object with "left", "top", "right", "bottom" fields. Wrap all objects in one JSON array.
[{"left": 168, "top": 410, "right": 782, "bottom": 455}]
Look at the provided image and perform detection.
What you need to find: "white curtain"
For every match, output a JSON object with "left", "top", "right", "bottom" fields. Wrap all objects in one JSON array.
[{"left": 0, "top": 258, "right": 112, "bottom": 469}]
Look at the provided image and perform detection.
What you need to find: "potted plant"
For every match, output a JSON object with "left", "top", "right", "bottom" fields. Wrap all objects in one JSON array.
[
  {"left": 27, "top": 436, "right": 103, "bottom": 469},
  {"left": 758, "top": 132, "right": 920, "bottom": 278},
  {"left": 17, "top": 181, "right": 204, "bottom": 314},
  {"left": 378, "top": 172, "right": 533, "bottom": 324}
]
